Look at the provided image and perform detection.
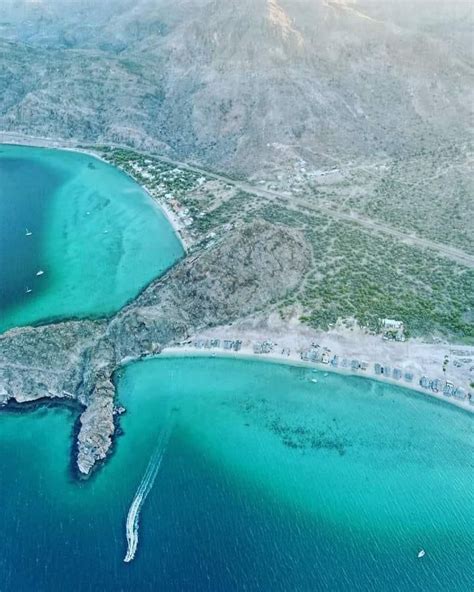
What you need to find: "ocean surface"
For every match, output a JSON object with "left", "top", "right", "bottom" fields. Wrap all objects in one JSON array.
[
  {"left": 0, "top": 356, "right": 472, "bottom": 591},
  {"left": 0, "top": 144, "right": 184, "bottom": 333}
]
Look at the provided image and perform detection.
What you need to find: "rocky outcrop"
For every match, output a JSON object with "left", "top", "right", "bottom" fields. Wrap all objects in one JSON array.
[
  {"left": 0, "top": 320, "right": 107, "bottom": 404},
  {"left": 1, "top": 1, "right": 471, "bottom": 178},
  {"left": 76, "top": 372, "right": 116, "bottom": 475},
  {"left": 0, "top": 221, "right": 310, "bottom": 476}
]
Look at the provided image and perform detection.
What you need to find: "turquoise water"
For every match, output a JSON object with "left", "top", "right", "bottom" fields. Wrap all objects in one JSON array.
[
  {"left": 0, "top": 145, "right": 184, "bottom": 333},
  {"left": 0, "top": 356, "right": 472, "bottom": 591}
]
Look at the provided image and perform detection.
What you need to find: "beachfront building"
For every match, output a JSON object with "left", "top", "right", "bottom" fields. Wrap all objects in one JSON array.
[
  {"left": 443, "top": 382, "right": 455, "bottom": 396},
  {"left": 419, "top": 376, "right": 431, "bottom": 389},
  {"left": 254, "top": 340, "right": 273, "bottom": 354},
  {"left": 452, "top": 387, "right": 467, "bottom": 400},
  {"left": 301, "top": 348, "right": 320, "bottom": 362}
]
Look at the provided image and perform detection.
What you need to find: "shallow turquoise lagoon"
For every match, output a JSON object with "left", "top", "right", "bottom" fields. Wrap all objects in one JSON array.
[
  {"left": 0, "top": 145, "right": 184, "bottom": 333},
  {"left": 0, "top": 356, "right": 472, "bottom": 591}
]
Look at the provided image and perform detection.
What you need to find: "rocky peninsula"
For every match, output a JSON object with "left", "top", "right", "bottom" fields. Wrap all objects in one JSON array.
[
  {"left": 0, "top": 221, "right": 309, "bottom": 476},
  {"left": 1, "top": 139, "right": 472, "bottom": 478}
]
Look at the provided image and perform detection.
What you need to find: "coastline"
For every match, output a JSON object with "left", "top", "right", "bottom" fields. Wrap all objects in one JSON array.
[
  {"left": 160, "top": 347, "right": 473, "bottom": 413},
  {"left": 2, "top": 131, "right": 473, "bottom": 415},
  {"left": 0, "top": 132, "right": 190, "bottom": 253}
]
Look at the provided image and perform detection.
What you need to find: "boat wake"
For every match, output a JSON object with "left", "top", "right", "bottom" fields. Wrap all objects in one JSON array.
[{"left": 123, "top": 417, "right": 174, "bottom": 563}]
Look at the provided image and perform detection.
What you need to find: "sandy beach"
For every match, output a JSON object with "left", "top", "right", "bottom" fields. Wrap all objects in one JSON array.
[
  {"left": 162, "top": 315, "right": 474, "bottom": 413},
  {"left": 3, "top": 132, "right": 473, "bottom": 414},
  {"left": 0, "top": 131, "right": 191, "bottom": 252}
]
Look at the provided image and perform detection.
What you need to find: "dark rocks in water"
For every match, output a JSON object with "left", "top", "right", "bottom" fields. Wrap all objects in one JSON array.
[{"left": 0, "top": 221, "right": 309, "bottom": 477}]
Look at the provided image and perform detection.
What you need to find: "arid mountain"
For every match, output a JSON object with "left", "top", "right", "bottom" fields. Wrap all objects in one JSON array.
[{"left": 1, "top": 0, "right": 472, "bottom": 176}]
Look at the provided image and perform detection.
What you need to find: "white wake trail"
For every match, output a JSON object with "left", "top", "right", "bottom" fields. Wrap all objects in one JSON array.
[{"left": 123, "top": 419, "right": 174, "bottom": 563}]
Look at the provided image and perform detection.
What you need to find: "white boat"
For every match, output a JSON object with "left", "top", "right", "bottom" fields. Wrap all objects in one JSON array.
[
  {"left": 311, "top": 378, "right": 318, "bottom": 383},
  {"left": 417, "top": 549, "right": 426, "bottom": 558},
  {"left": 25, "top": 228, "right": 32, "bottom": 236},
  {"left": 36, "top": 270, "right": 44, "bottom": 276},
  {"left": 25, "top": 287, "right": 32, "bottom": 294}
]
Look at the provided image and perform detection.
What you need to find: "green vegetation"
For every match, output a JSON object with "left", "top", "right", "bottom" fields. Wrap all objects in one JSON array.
[
  {"left": 259, "top": 204, "right": 474, "bottom": 342},
  {"left": 99, "top": 147, "right": 258, "bottom": 249},
  {"left": 314, "top": 143, "right": 473, "bottom": 254},
  {"left": 98, "top": 147, "right": 474, "bottom": 343}
]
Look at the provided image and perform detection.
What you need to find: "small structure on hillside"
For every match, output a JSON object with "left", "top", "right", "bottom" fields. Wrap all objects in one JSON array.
[{"left": 381, "top": 319, "right": 405, "bottom": 342}]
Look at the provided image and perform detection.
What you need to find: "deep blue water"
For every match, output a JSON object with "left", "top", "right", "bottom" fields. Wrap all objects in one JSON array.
[
  {"left": 0, "top": 144, "right": 472, "bottom": 591},
  {"left": 0, "top": 357, "right": 472, "bottom": 591},
  {"left": 0, "top": 153, "right": 66, "bottom": 311},
  {"left": 0, "top": 145, "right": 183, "bottom": 333}
]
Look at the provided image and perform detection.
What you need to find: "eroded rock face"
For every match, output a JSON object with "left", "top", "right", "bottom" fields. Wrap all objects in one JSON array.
[
  {"left": 0, "top": 320, "right": 107, "bottom": 404},
  {"left": 0, "top": 222, "right": 309, "bottom": 476},
  {"left": 76, "top": 375, "right": 116, "bottom": 476},
  {"left": 133, "top": 221, "right": 310, "bottom": 328}
]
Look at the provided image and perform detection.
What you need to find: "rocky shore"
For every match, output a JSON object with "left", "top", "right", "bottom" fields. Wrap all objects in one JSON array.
[{"left": 0, "top": 221, "right": 309, "bottom": 476}]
